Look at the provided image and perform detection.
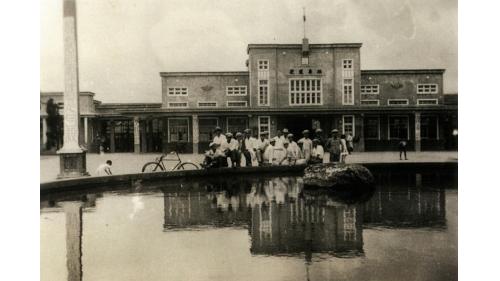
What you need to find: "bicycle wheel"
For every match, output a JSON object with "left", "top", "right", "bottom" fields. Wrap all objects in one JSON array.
[
  {"left": 142, "top": 162, "right": 165, "bottom": 173},
  {"left": 176, "top": 162, "right": 200, "bottom": 170}
]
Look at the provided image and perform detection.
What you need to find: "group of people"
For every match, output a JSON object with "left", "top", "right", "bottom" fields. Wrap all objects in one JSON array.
[{"left": 202, "top": 126, "right": 354, "bottom": 169}]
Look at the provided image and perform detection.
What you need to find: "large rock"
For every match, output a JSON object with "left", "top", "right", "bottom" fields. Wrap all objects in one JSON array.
[{"left": 303, "top": 163, "right": 374, "bottom": 189}]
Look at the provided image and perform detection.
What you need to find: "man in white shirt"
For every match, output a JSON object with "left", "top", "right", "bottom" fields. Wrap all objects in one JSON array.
[
  {"left": 263, "top": 138, "right": 276, "bottom": 165},
  {"left": 203, "top": 142, "right": 226, "bottom": 168},
  {"left": 242, "top": 128, "right": 257, "bottom": 167},
  {"left": 255, "top": 131, "right": 270, "bottom": 166},
  {"left": 287, "top": 133, "right": 299, "bottom": 157},
  {"left": 311, "top": 139, "right": 325, "bottom": 164},
  {"left": 223, "top": 133, "right": 240, "bottom": 167},
  {"left": 212, "top": 126, "right": 227, "bottom": 147},
  {"left": 299, "top": 130, "right": 313, "bottom": 162},
  {"left": 96, "top": 160, "right": 112, "bottom": 176}
]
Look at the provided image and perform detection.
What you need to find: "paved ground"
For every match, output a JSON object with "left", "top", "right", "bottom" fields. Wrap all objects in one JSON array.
[{"left": 40, "top": 151, "right": 457, "bottom": 183}]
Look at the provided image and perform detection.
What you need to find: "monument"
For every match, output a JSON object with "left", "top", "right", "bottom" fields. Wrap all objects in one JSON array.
[{"left": 57, "top": 0, "right": 89, "bottom": 178}]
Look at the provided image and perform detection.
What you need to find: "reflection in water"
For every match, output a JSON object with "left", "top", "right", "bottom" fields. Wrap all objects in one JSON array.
[{"left": 41, "top": 172, "right": 451, "bottom": 281}]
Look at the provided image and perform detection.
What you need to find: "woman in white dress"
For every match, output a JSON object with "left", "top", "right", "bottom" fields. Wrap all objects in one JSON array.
[{"left": 340, "top": 134, "right": 349, "bottom": 163}]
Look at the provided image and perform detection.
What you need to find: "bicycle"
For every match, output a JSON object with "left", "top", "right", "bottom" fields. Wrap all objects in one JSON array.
[{"left": 141, "top": 151, "right": 200, "bottom": 172}]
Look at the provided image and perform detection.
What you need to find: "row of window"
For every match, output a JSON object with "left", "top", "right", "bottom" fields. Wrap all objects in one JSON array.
[
  {"left": 361, "top": 84, "right": 439, "bottom": 94},
  {"left": 168, "top": 86, "right": 248, "bottom": 96},
  {"left": 364, "top": 115, "right": 439, "bottom": 140},
  {"left": 360, "top": 99, "right": 439, "bottom": 106},
  {"left": 168, "top": 101, "right": 248, "bottom": 108}
]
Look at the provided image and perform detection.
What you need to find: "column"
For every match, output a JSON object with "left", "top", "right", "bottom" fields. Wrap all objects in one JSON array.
[
  {"left": 42, "top": 117, "right": 48, "bottom": 148},
  {"left": 133, "top": 116, "right": 140, "bottom": 153},
  {"left": 83, "top": 117, "right": 88, "bottom": 145},
  {"left": 414, "top": 112, "right": 421, "bottom": 152},
  {"left": 57, "top": 0, "right": 88, "bottom": 178},
  {"left": 192, "top": 114, "right": 199, "bottom": 154},
  {"left": 63, "top": 201, "right": 83, "bottom": 281},
  {"left": 140, "top": 120, "right": 147, "bottom": 152},
  {"left": 356, "top": 114, "right": 365, "bottom": 152}
]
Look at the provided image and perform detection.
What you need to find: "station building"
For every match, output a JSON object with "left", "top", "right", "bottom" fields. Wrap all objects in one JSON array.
[{"left": 40, "top": 38, "right": 458, "bottom": 154}]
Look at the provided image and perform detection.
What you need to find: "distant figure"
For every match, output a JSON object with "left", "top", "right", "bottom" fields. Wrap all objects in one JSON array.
[
  {"left": 255, "top": 131, "right": 270, "bottom": 166},
  {"left": 315, "top": 128, "right": 324, "bottom": 146},
  {"left": 212, "top": 126, "right": 227, "bottom": 147},
  {"left": 96, "top": 160, "right": 112, "bottom": 176},
  {"left": 203, "top": 142, "right": 226, "bottom": 168},
  {"left": 242, "top": 129, "right": 257, "bottom": 167},
  {"left": 263, "top": 138, "right": 277, "bottom": 166},
  {"left": 325, "top": 129, "right": 341, "bottom": 163},
  {"left": 346, "top": 133, "right": 354, "bottom": 154},
  {"left": 310, "top": 139, "right": 324, "bottom": 164},
  {"left": 223, "top": 133, "right": 240, "bottom": 167},
  {"left": 399, "top": 138, "right": 408, "bottom": 160},
  {"left": 295, "top": 140, "right": 307, "bottom": 165},
  {"left": 299, "top": 130, "right": 313, "bottom": 162},
  {"left": 340, "top": 134, "right": 349, "bottom": 163}
]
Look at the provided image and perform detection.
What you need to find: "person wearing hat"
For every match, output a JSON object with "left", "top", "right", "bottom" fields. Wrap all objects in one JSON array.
[
  {"left": 286, "top": 133, "right": 299, "bottom": 159},
  {"left": 202, "top": 142, "right": 226, "bottom": 169},
  {"left": 242, "top": 128, "right": 257, "bottom": 167},
  {"left": 298, "top": 129, "right": 313, "bottom": 163},
  {"left": 280, "top": 140, "right": 296, "bottom": 165},
  {"left": 295, "top": 139, "right": 307, "bottom": 165},
  {"left": 263, "top": 137, "right": 276, "bottom": 165},
  {"left": 315, "top": 128, "right": 325, "bottom": 147},
  {"left": 273, "top": 130, "right": 286, "bottom": 163},
  {"left": 310, "top": 139, "right": 325, "bottom": 164},
  {"left": 255, "top": 131, "right": 270, "bottom": 166},
  {"left": 223, "top": 132, "right": 240, "bottom": 167},
  {"left": 325, "top": 129, "right": 341, "bottom": 163},
  {"left": 213, "top": 126, "right": 227, "bottom": 148}
]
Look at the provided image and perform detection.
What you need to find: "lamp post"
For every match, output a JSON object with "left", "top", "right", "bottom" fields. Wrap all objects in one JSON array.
[{"left": 57, "top": 0, "right": 89, "bottom": 178}]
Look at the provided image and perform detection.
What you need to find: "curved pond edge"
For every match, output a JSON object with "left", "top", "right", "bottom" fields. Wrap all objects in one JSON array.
[{"left": 40, "top": 161, "right": 457, "bottom": 194}]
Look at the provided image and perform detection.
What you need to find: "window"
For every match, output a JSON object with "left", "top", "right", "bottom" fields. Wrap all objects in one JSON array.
[
  {"left": 343, "top": 59, "right": 353, "bottom": 69},
  {"left": 361, "top": 85, "right": 379, "bottom": 94},
  {"left": 289, "top": 78, "right": 322, "bottom": 105},
  {"left": 343, "top": 208, "right": 357, "bottom": 242},
  {"left": 258, "top": 80, "right": 269, "bottom": 106},
  {"left": 197, "top": 101, "right": 217, "bottom": 108},
  {"left": 258, "top": 60, "right": 269, "bottom": 70},
  {"left": 364, "top": 116, "right": 380, "bottom": 140},
  {"left": 388, "top": 116, "right": 409, "bottom": 140},
  {"left": 227, "top": 101, "right": 248, "bottom": 107},
  {"left": 342, "top": 115, "right": 355, "bottom": 136},
  {"left": 167, "top": 102, "right": 188, "bottom": 108},
  {"left": 301, "top": 56, "right": 309, "bottom": 65},
  {"left": 226, "top": 86, "right": 247, "bottom": 96},
  {"left": 421, "top": 115, "right": 439, "bottom": 140},
  {"left": 199, "top": 118, "right": 218, "bottom": 142},
  {"left": 227, "top": 117, "right": 248, "bottom": 134},
  {"left": 342, "top": 59, "right": 354, "bottom": 77},
  {"left": 168, "top": 118, "right": 189, "bottom": 142},
  {"left": 361, "top": 99, "right": 380, "bottom": 106},
  {"left": 167, "top": 87, "right": 188, "bottom": 96},
  {"left": 343, "top": 79, "right": 354, "bottom": 105},
  {"left": 417, "top": 99, "right": 438, "bottom": 105},
  {"left": 258, "top": 116, "right": 270, "bottom": 136},
  {"left": 387, "top": 99, "right": 409, "bottom": 106},
  {"left": 417, "top": 84, "right": 438, "bottom": 94}
]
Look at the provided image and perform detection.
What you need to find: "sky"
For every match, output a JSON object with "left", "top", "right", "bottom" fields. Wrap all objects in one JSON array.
[{"left": 40, "top": 0, "right": 457, "bottom": 103}]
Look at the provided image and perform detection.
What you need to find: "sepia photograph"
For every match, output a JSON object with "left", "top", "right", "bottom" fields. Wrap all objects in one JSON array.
[{"left": 36, "top": 0, "right": 461, "bottom": 280}]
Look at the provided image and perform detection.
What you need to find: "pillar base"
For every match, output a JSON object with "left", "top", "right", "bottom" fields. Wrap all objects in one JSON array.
[
  {"left": 134, "top": 143, "right": 141, "bottom": 153},
  {"left": 57, "top": 152, "right": 90, "bottom": 179},
  {"left": 415, "top": 140, "right": 421, "bottom": 152}
]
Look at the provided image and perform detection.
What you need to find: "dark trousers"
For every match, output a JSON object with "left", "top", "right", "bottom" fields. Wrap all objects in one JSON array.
[
  {"left": 399, "top": 147, "right": 407, "bottom": 159},
  {"left": 329, "top": 153, "right": 340, "bottom": 163},
  {"left": 226, "top": 150, "right": 241, "bottom": 167},
  {"left": 309, "top": 158, "right": 323, "bottom": 165},
  {"left": 243, "top": 150, "right": 252, "bottom": 166}
]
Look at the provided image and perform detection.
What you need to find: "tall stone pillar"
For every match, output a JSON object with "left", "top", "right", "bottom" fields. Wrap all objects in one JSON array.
[
  {"left": 57, "top": 0, "right": 88, "bottom": 178},
  {"left": 133, "top": 116, "right": 140, "bottom": 153},
  {"left": 192, "top": 114, "right": 199, "bottom": 154},
  {"left": 414, "top": 112, "right": 421, "bottom": 152},
  {"left": 356, "top": 114, "right": 365, "bottom": 152},
  {"left": 42, "top": 117, "right": 48, "bottom": 148},
  {"left": 83, "top": 117, "right": 88, "bottom": 145},
  {"left": 63, "top": 201, "right": 83, "bottom": 281}
]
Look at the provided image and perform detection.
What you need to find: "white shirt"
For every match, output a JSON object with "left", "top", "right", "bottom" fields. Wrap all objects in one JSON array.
[
  {"left": 312, "top": 145, "right": 325, "bottom": 159},
  {"left": 226, "top": 138, "right": 239, "bottom": 151},
  {"left": 299, "top": 138, "right": 313, "bottom": 151},
  {"left": 96, "top": 163, "right": 112, "bottom": 176},
  {"left": 274, "top": 136, "right": 285, "bottom": 149},
  {"left": 213, "top": 134, "right": 227, "bottom": 146},
  {"left": 255, "top": 138, "right": 270, "bottom": 150},
  {"left": 244, "top": 137, "right": 256, "bottom": 151},
  {"left": 263, "top": 145, "right": 275, "bottom": 163}
]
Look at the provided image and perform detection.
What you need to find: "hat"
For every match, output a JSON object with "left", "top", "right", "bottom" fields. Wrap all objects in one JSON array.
[
  {"left": 287, "top": 133, "right": 294, "bottom": 138},
  {"left": 269, "top": 138, "right": 276, "bottom": 143},
  {"left": 244, "top": 128, "right": 251, "bottom": 134},
  {"left": 209, "top": 142, "right": 217, "bottom": 148},
  {"left": 235, "top": 132, "right": 243, "bottom": 137},
  {"left": 302, "top": 129, "right": 310, "bottom": 134},
  {"left": 313, "top": 138, "right": 320, "bottom": 143},
  {"left": 214, "top": 126, "right": 222, "bottom": 132},
  {"left": 282, "top": 128, "right": 289, "bottom": 133},
  {"left": 315, "top": 128, "right": 323, "bottom": 133},
  {"left": 225, "top": 132, "right": 233, "bottom": 138},
  {"left": 283, "top": 140, "right": 290, "bottom": 145},
  {"left": 297, "top": 139, "right": 304, "bottom": 144},
  {"left": 331, "top": 129, "right": 339, "bottom": 134},
  {"left": 260, "top": 131, "right": 269, "bottom": 136}
]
